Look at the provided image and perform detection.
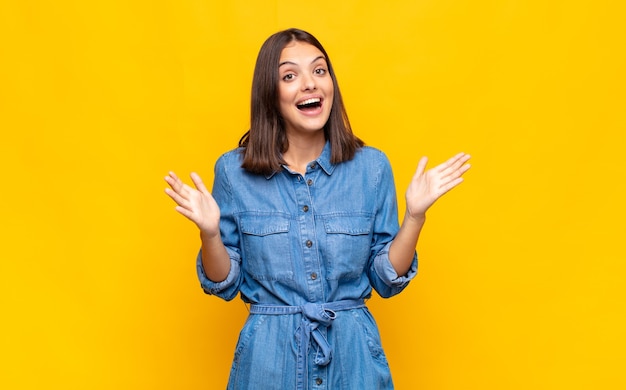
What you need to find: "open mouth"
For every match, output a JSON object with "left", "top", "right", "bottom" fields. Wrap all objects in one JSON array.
[{"left": 296, "top": 98, "right": 322, "bottom": 111}]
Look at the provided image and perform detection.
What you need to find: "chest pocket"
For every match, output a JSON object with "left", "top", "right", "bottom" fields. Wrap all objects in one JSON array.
[
  {"left": 240, "top": 214, "right": 294, "bottom": 281},
  {"left": 322, "top": 215, "right": 373, "bottom": 280}
]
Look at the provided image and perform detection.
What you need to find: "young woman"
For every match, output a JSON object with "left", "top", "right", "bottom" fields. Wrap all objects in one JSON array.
[{"left": 165, "top": 28, "right": 470, "bottom": 390}]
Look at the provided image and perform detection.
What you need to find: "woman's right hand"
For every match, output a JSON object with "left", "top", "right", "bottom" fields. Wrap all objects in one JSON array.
[{"left": 164, "top": 171, "right": 220, "bottom": 237}]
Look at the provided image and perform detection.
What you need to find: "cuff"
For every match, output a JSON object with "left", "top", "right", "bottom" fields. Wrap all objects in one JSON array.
[
  {"left": 196, "top": 248, "right": 241, "bottom": 296},
  {"left": 373, "top": 241, "right": 418, "bottom": 287}
]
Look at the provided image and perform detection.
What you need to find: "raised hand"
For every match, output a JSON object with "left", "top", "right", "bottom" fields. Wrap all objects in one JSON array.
[
  {"left": 405, "top": 152, "right": 471, "bottom": 219},
  {"left": 164, "top": 171, "right": 221, "bottom": 236}
]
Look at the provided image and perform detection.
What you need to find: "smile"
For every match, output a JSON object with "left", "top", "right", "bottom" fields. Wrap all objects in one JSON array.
[{"left": 296, "top": 97, "right": 322, "bottom": 111}]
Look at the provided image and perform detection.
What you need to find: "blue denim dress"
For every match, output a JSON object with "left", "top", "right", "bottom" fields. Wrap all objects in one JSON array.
[{"left": 197, "top": 142, "right": 418, "bottom": 389}]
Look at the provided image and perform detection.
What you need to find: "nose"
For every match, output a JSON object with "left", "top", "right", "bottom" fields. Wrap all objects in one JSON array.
[{"left": 301, "top": 73, "right": 316, "bottom": 91}]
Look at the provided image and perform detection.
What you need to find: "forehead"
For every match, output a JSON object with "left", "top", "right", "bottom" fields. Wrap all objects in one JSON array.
[{"left": 279, "top": 41, "right": 326, "bottom": 64}]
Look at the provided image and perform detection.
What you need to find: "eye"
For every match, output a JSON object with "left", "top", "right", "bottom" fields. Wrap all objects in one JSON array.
[
  {"left": 314, "top": 68, "right": 327, "bottom": 75},
  {"left": 282, "top": 73, "right": 295, "bottom": 81}
]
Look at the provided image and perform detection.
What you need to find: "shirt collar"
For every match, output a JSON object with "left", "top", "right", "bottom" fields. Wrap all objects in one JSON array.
[
  {"left": 265, "top": 141, "right": 336, "bottom": 179},
  {"left": 315, "top": 141, "right": 335, "bottom": 176}
]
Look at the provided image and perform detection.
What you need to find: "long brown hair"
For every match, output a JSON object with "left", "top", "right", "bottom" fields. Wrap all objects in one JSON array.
[{"left": 239, "top": 28, "right": 363, "bottom": 175}]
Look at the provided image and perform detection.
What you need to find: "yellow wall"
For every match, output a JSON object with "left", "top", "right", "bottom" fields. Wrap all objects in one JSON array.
[{"left": 1, "top": 1, "right": 625, "bottom": 388}]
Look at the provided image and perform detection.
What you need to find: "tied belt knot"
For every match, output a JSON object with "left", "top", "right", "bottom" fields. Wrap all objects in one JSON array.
[{"left": 249, "top": 299, "right": 365, "bottom": 390}]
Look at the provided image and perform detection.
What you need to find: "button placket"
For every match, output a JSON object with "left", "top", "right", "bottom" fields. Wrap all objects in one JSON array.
[{"left": 292, "top": 169, "right": 323, "bottom": 301}]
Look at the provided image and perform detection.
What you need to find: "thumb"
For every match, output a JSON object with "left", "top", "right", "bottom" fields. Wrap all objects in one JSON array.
[{"left": 413, "top": 156, "right": 428, "bottom": 179}]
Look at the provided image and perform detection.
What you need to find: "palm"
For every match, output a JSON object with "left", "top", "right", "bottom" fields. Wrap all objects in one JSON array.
[
  {"left": 164, "top": 171, "right": 220, "bottom": 235},
  {"left": 405, "top": 153, "right": 471, "bottom": 217}
]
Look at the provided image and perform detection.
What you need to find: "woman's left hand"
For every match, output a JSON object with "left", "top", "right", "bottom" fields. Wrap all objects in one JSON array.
[{"left": 405, "top": 152, "right": 471, "bottom": 220}]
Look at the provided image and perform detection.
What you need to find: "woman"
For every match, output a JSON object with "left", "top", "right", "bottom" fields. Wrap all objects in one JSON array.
[{"left": 165, "top": 28, "right": 470, "bottom": 389}]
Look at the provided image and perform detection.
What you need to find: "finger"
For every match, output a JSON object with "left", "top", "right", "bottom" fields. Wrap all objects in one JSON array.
[
  {"left": 174, "top": 205, "right": 197, "bottom": 222},
  {"left": 168, "top": 171, "right": 181, "bottom": 181},
  {"left": 454, "top": 154, "right": 471, "bottom": 169},
  {"left": 164, "top": 187, "right": 191, "bottom": 209},
  {"left": 165, "top": 171, "right": 185, "bottom": 193},
  {"left": 437, "top": 165, "right": 471, "bottom": 192},
  {"left": 443, "top": 161, "right": 472, "bottom": 182},
  {"left": 190, "top": 172, "right": 210, "bottom": 195},
  {"left": 168, "top": 174, "right": 197, "bottom": 198},
  {"left": 440, "top": 153, "right": 471, "bottom": 177},
  {"left": 165, "top": 177, "right": 190, "bottom": 198},
  {"left": 438, "top": 177, "right": 465, "bottom": 196},
  {"left": 459, "top": 162, "right": 471, "bottom": 175},
  {"left": 412, "top": 157, "right": 429, "bottom": 179},
  {"left": 436, "top": 152, "right": 468, "bottom": 172}
]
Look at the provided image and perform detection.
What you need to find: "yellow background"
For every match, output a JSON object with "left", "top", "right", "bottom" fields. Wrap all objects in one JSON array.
[{"left": 1, "top": 0, "right": 625, "bottom": 388}]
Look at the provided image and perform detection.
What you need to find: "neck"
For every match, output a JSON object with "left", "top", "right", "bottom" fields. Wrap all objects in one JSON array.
[{"left": 283, "top": 132, "right": 325, "bottom": 174}]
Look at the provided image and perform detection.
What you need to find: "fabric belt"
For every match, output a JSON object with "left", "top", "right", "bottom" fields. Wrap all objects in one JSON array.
[{"left": 249, "top": 299, "right": 366, "bottom": 390}]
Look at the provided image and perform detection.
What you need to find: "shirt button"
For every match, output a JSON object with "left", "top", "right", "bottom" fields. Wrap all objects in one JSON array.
[
  {"left": 303, "top": 205, "right": 309, "bottom": 212},
  {"left": 305, "top": 240, "right": 313, "bottom": 248},
  {"left": 307, "top": 179, "right": 313, "bottom": 186},
  {"left": 311, "top": 272, "right": 317, "bottom": 280},
  {"left": 309, "top": 163, "right": 317, "bottom": 169},
  {"left": 315, "top": 378, "right": 323, "bottom": 385}
]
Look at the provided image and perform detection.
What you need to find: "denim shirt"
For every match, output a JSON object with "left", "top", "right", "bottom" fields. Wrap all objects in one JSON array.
[
  {"left": 197, "top": 142, "right": 418, "bottom": 305},
  {"left": 196, "top": 143, "right": 418, "bottom": 389}
]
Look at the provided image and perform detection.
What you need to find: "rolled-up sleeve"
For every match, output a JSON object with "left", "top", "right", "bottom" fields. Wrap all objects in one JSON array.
[
  {"left": 367, "top": 151, "right": 418, "bottom": 298},
  {"left": 195, "top": 153, "right": 243, "bottom": 301},
  {"left": 370, "top": 241, "right": 418, "bottom": 298},
  {"left": 197, "top": 248, "right": 242, "bottom": 301}
]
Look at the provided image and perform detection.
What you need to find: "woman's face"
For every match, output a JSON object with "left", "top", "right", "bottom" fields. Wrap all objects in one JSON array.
[{"left": 277, "top": 41, "right": 334, "bottom": 137}]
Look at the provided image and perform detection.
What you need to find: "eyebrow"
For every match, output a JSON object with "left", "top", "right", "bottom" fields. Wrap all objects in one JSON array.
[{"left": 279, "top": 55, "right": 327, "bottom": 68}]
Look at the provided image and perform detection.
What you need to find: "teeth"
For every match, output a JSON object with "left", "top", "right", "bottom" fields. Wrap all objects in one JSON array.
[{"left": 297, "top": 98, "right": 321, "bottom": 106}]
